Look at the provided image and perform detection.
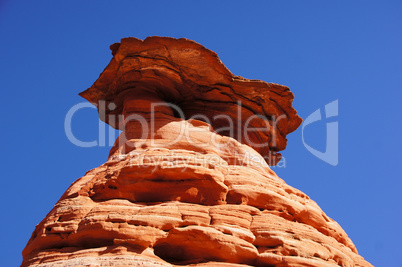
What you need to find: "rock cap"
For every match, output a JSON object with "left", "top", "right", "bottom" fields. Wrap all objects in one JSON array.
[{"left": 79, "top": 37, "right": 302, "bottom": 165}]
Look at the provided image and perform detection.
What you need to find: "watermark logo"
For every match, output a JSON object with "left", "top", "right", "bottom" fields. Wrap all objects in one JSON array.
[
  {"left": 64, "top": 99, "right": 339, "bottom": 167},
  {"left": 301, "top": 100, "right": 339, "bottom": 166}
]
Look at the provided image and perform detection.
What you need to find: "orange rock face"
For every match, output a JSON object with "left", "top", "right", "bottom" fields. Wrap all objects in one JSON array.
[
  {"left": 22, "top": 37, "right": 372, "bottom": 267},
  {"left": 79, "top": 37, "right": 302, "bottom": 166}
]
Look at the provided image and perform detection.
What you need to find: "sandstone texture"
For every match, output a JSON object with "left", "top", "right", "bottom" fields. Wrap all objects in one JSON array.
[
  {"left": 22, "top": 37, "right": 372, "bottom": 267},
  {"left": 79, "top": 37, "right": 302, "bottom": 165}
]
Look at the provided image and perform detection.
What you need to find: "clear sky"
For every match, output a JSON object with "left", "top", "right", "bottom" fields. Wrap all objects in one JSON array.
[{"left": 1, "top": 1, "right": 401, "bottom": 266}]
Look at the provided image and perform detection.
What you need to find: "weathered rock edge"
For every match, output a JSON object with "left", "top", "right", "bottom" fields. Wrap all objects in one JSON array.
[{"left": 79, "top": 36, "right": 302, "bottom": 165}]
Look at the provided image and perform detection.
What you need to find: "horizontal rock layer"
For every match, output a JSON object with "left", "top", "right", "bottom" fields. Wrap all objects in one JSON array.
[{"left": 22, "top": 120, "right": 371, "bottom": 267}]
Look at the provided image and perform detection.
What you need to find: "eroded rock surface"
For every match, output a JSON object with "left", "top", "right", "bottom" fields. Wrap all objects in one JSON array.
[
  {"left": 22, "top": 37, "right": 372, "bottom": 267},
  {"left": 79, "top": 37, "right": 302, "bottom": 165}
]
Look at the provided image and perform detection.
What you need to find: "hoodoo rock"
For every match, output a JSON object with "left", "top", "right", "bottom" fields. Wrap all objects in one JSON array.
[{"left": 22, "top": 37, "right": 372, "bottom": 267}]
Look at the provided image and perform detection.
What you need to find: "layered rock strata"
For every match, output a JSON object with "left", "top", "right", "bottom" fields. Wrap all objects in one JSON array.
[
  {"left": 22, "top": 37, "right": 372, "bottom": 267},
  {"left": 79, "top": 37, "right": 302, "bottom": 166}
]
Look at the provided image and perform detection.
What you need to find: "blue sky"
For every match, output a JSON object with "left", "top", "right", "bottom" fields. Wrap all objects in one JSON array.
[{"left": 1, "top": 1, "right": 401, "bottom": 266}]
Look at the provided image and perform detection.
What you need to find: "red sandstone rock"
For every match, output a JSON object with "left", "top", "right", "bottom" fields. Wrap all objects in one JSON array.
[
  {"left": 79, "top": 37, "right": 302, "bottom": 165},
  {"left": 22, "top": 37, "right": 372, "bottom": 267}
]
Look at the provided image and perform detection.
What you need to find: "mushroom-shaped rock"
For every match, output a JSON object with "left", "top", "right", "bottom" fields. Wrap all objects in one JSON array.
[
  {"left": 79, "top": 37, "right": 302, "bottom": 165},
  {"left": 22, "top": 37, "right": 373, "bottom": 267}
]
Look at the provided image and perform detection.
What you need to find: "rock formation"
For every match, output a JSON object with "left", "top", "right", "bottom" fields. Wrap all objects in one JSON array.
[{"left": 22, "top": 37, "right": 372, "bottom": 267}]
